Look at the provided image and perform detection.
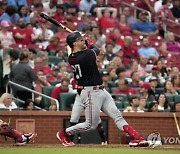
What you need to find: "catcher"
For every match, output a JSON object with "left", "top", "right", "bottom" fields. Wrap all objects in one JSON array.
[{"left": 0, "top": 119, "right": 37, "bottom": 145}]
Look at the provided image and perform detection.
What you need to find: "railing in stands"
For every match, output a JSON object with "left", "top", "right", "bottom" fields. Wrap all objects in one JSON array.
[
  {"left": 120, "top": 2, "right": 152, "bottom": 21},
  {"left": 110, "top": 1, "right": 151, "bottom": 21},
  {"left": 164, "top": 18, "right": 180, "bottom": 39},
  {"left": 7, "top": 81, "right": 59, "bottom": 111},
  {"left": 11, "top": 96, "right": 46, "bottom": 111}
]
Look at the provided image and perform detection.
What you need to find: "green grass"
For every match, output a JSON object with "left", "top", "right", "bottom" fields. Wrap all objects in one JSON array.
[{"left": 0, "top": 147, "right": 179, "bottom": 154}]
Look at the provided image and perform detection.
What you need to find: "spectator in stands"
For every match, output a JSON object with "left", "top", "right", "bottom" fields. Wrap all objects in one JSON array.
[
  {"left": 129, "top": 71, "right": 142, "bottom": 88},
  {"left": 8, "top": 48, "right": 20, "bottom": 67},
  {"left": 115, "top": 66, "right": 126, "bottom": 84},
  {"left": 156, "top": 93, "right": 170, "bottom": 111},
  {"left": 96, "top": 7, "right": 118, "bottom": 32},
  {"left": 10, "top": 50, "right": 38, "bottom": 102},
  {"left": 30, "top": 3, "right": 44, "bottom": 26},
  {"left": 28, "top": 48, "right": 37, "bottom": 69},
  {"left": 6, "top": 0, "right": 28, "bottom": 8},
  {"left": 104, "top": 43, "right": 116, "bottom": 61},
  {"left": 171, "top": 75, "right": 180, "bottom": 91},
  {"left": 137, "top": 96, "right": 147, "bottom": 112},
  {"left": 122, "top": 36, "right": 139, "bottom": 67},
  {"left": 155, "top": 0, "right": 175, "bottom": 33},
  {"left": 123, "top": 95, "right": 140, "bottom": 112},
  {"left": 138, "top": 37, "right": 159, "bottom": 63},
  {"left": 0, "top": 93, "right": 18, "bottom": 110},
  {"left": 144, "top": 65, "right": 166, "bottom": 84},
  {"left": 168, "top": 67, "right": 180, "bottom": 79},
  {"left": 33, "top": 19, "right": 54, "bottom": 49},
  {"left": 49, "top": 103, "right": 57, "bottom": 111},
  {"left": 154, "top": 0, "right": 173, "bottom": 13},
  {"left": 108, "top": 28, "right": 124, "bottom": 50},
  {"left": 79, "top": 0, "right": 96, "bottom": 13},
  {"left": 53, "top": 4, "right": 65, "bottom": 23},
  {"left": 139, "top": 82, "right": 156, "bottom": 105},
  {"left": 164, "top": 80, "right": 178, "bottom": 95},
  {"left": 58, "top": 61, "right": 69, "bottom": 77},
  {"left": 171, "top": 100, "right": 180, "bottom": 112},
  {"left": 56, "top": 49, "right": 67, "bottom": 61},
  {"left": 138, "top": 55, "right": 152, "bottom": 73},
  {"left": 171, "top": 0, "right": 180, "bottom": 18},
  {"left": 113, "top": 78, "right": 138, "bottom": 96},
  {"left": 34, "top": 70, "right": 51, "bottom": 105},
  {"left": 111, "top": 56, "right": 123, "bottom": 69},
  {"left": 41, "top": 54, "right": 52, "bottom": 75},
  {"left": 1, "top": 48, "right": 11, "bottom": 81},
  {"left": 154, "top": 0, "right": 163, "bottom": 13},
  {"left": 23, "top": 99, "right": 35, "bottom": 110},
  {"left": 90, "top": 26, "right": 106, "bottom": 48},
  {"left": 43, "top": 0, "right": 57, "bottom": 15},
  {"left": 137, "top": 0, "right": 155, "bottom": 13},
  {"left": 149, "top": 76, "right": 161, "bottom": 97},
  {"left": 107, "top": 67, "right": 116, "bottom": 82},
  {"left": 0, "top": 20, "right": 15, "bottom": 48},
  {"left": 132, "top": 11, "right": 159, "bottom": 36},
  {"left": 122, "top": 6, "right": 137, "bottom": 26},
  {"left": 77, "top": 15, "right": 92, "bottom": 33},
  {"left": 0, "top": 1, "right": 7, "bottom": 16},
  {"left": 118, "top": 14, "right": 131, "bottom": 36},
  {"left": 15, "top": 5, "right": 30, "bottom": 24},
  {"left": 50, "top": 78, "right": 74, "bottom": 108},
  {"left": 125, "top": 60, "right": 147, "bottom": 77},
  {"left": 101, "top": 70, "right": 110, "bottom": 88},
  {"left": 90, "top": 0, "right": 110, "bottom": 17},
  {"left": 155, "top": 58, "right": 168, "bottom": 78},
  {"left": 47, "top": 66, "right": 61, "bottom": 82},
  {"left": 0, "top": 5, "right": 17, "bottom": 24},
  {"left": 33, "top": 57, "right": 43, "bottom": 73},
  {"left": 159, "top": 32, "right": 180, "bottom": 54},
  {"left": 62, "top": 14, "right": 78, "bottom": 31},
  {"left": 13, "top": 18, "right": 35, "bottom": 46},
  {"left": 147, "top": 101, "right": 158, "bottom": 112},
  {"left": 46, "top": 36, "right": 61, "bottom": 54},
  {"left": 63, "top": 0, "right": 79, "bottom": 16},
  {"left": 96, "top": 48, "right": 109, "bottom": 69}
]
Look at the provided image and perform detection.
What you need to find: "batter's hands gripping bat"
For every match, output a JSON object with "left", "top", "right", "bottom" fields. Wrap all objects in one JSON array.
[{"left": 40, "top": 12, "right": 73, "bottom": 33}]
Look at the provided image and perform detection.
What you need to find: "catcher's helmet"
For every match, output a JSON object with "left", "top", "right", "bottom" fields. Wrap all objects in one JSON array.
[{"left": 66, "top": 31, "right": 82, "bottom": 48}]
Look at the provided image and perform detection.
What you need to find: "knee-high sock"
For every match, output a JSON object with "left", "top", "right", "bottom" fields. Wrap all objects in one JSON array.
[
  {"left": 69, "top": 122, "right": 77, "bottom": 141},
  {"left": 97, "top": 123, "right": 106, "bottom": 142},
  {"left": 123, "top": 125, "right": 142, "bottom": 140}
]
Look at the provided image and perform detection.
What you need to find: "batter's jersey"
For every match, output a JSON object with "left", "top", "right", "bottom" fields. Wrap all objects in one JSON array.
[{"left": 68, "top": 49, "right": 102, "bottom": 86}]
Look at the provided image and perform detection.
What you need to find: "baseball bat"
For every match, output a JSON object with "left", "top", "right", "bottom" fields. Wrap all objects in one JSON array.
[
  {"left": 40, "top": 12, "right": 73, "bottom": 33},
  {"left": 173, "top": 113, "right": 180, "bottom": 136}
]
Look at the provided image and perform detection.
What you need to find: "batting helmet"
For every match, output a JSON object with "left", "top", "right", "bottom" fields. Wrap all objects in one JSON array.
[{"left": 66, "top": 31, "right": 82, "bottom": 48}]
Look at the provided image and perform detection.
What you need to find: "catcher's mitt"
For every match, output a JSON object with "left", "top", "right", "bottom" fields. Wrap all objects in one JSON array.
[{"left": 0, "top": 120, "right": 13, "bottom": 135}]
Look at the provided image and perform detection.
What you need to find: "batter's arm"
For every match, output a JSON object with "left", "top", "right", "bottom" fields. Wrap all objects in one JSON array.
[{"left": 84, "top": 37, "right": 100, "bottom": 55}]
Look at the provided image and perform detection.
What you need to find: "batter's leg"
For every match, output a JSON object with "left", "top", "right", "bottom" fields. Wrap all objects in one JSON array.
[{"left": 101, "top": 90, "right": 149, "bottom": 147}]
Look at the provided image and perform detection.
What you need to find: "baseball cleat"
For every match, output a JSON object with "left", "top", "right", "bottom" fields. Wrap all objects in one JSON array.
[
  {"left": 56, "top": 129, "right": 75, "bottom": 147},
  {"left": 16, "top": 133, "right": 37, "bottom": 145},
  {"left": 129, "top": 138, "right": 150, "bottom": 147},
  {"left": 101, "top": 141, "right": 108, "bottom": 145}
]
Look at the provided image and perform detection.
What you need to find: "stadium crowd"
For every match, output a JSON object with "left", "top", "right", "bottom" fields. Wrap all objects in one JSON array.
[{"left": 0, "top": 0, "right": 180, "bottom": 112}]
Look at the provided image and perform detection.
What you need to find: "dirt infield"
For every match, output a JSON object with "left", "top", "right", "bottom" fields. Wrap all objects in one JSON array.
[{"left": 0, "top": 144, "right": 180, "bottom": 151}]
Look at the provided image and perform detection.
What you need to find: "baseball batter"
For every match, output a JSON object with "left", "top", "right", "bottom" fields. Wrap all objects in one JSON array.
[
  {"left": 56, "top": 31, "right": 149, "bottom": 147},
  {"left": 70, "top": 77, "right": 107, "bottom": 144}
]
